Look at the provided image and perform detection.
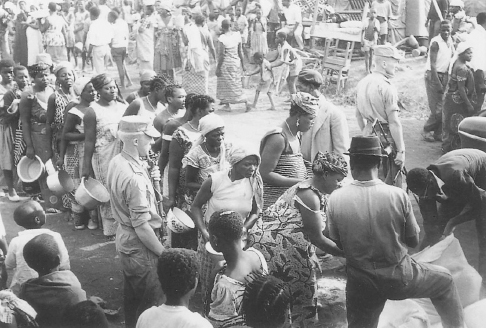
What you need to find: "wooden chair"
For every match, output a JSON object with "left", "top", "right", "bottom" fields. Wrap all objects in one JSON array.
[{"left": 321, "top": 39, "right": 353, "bottom": 94}]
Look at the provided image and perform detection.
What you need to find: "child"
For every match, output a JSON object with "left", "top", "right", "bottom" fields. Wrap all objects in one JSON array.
[
  {"left": 371, "top": 0, "right": 392, "bottom": 44},
  {"left": 361, "top": 8, "right": 380, "bottom": 74},
  {"left": 0, "top": 59, "right": 19, "bottom": 201},
  {"left": 5, "top": 200, "right": 70, "bottom": 295},
  {"left": 249, "top": 9, "right": 268, "bottom": 60},
  {"left": 207, "top": 210, "right": 268, "bottom": 326},
  {"left": 19, "top": 233, "right": 86, "bottom": 327},
  {"left": 247, "top": 52, "right": 276, "bottom": 111},
  {"left": 136, "top": 248, "right": 212, "bottom": 328},
  {"left": 62, "top": 300, "right": 109, "bottom": 328}
]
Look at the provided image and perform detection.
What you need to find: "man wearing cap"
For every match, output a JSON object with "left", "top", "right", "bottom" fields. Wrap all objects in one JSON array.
[
  {"left": 327, "top": 135, "right": 465, "bottom": 328},
  {"left": 422, "top": 20, "right": 453, "bottom": 142},
  {"left": 406, "top": 148, "right": 486, "bottom": 283},
  {"left": 298, "top": 69, "right": 349, "bottom": 161},
  {"left": 356, "top": 44, "right": 405, "bottom": 186},
  {"left": 107, "top": 116, "right": 165, "bottom": 328}
]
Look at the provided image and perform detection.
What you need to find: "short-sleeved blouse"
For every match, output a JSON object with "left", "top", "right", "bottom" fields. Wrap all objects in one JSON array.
[{"left": 183, "top": 142, "right": 232, "bottom": 183}]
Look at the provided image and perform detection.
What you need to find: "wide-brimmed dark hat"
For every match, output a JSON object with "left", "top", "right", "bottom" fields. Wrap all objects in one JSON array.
[{"left": 344, "top": 136, "right": 386, "bottom": 157}]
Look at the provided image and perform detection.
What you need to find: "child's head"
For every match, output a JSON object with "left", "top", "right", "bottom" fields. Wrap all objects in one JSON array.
[
  {"left": 14, "top": 200, "right": 46, "bottom": 229},
  {"left": 0, "top": 59, "right": 14, "bottom": 85},
  {"left": 23, "top": 234, "right": 61, "bottom": 275},
  {"left": 157, "top": 248, "right": 198, "bottom": 303},
  {"left": 62, "top": 300, "right": 109, "bottom": 328},
  {"left": 13, "top": 65, "right": 29, "bottom": 90},
  {"left": 243, "top": 275, "right": 292, "bottom": 328},
  {"left": 208, "top": 210, "right": 243, "bottom": 253},
  {"left": 368, "top": 8, "right": 376, "bottom": 19},
  {"left": 256, "top": 9, "right": 262, "bottom": 19},
  {"left": 253, "top": 52, "right": 264, "bottom": 64}
]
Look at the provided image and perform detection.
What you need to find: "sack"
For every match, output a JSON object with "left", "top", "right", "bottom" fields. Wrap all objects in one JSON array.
[{"left": 378, "top": 299, "right": 430, "bottom": 328}]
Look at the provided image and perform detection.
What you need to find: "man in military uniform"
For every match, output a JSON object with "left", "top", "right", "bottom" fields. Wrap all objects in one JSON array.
[
  {"left": 107, "top": 116, "right": 165, "bottom": 328},
  {"left": 355, "top": 44, "right": 406, "bottom": 186}
]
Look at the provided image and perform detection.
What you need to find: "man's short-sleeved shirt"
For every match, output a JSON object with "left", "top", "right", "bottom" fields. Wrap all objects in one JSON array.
[
  {"left": 282, "top": 3, "right": 302, "bottom": 25},
  {"left": 86, "top": 17, "right": 114, "bottom": 46},
  {"left": 327, "top": 179, "right": 419, "bottom": 269},
  {"left": 356, "top": 72, "right": 399, "bottom": 127},
  {"left": 107, "top": 152, "right": 161, "bottom": 254}
]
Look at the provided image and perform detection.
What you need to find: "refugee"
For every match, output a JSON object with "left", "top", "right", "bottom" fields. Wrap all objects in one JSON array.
[
  {"left": 42, "top": 2, "right": 68, "bottom": 64},
  {"left": 20, "top": 234, "right": 87, "bottom": 328},
  {"left": 298, "top": 69, "right": 349, "bottom": 162},
  {"left": 136, "top": 248, "right": 212, "bottom": 328},
  {"left": 62, "top": 300, "right": 110, "bottom": 328},
  {"left": 426, "top": 0, "right": 449, "bottom": 40},
  {"left": 259, "top": 92, "right": 316, "bottom": 209},
  {"left": 406, "top": 148, "right": 486, "bottom": 283},
  {"left": 125, "top": 70, "right": 157, "bottom": 104},
  {"left": 207, "top": 210, "right": 268, "bottom": 326},
  {"left": 6, "top": 200, "right": 70, "bottom": 295},
  {"left": 135, "top": 3, "right": 157, "bottom": 72},
  {"left": 466, "top": 12, "right": 486, "bottom": 111},
  {"left": 109, "top": 10, "right": 133, "bottom": 89},
  {"left": 281, "top": 0, "right": 303, "bottom": 50},
  {"left": 124, "top": 76, "right": 167, "bottom": 120},
  {"left": 253, "top": 152, "right": 346, "bottom": 326},
  {"left": 154, "top": 3, "right": 181, "bottom": 79},
  {"left": 361, "top": 8, "right": 380, "bottom": 74},
  {"left": 355, "top": 45, "right": 405, "bottom": 186},
  {"left": 0, "top": 59, "right": 19, "bottom": 202},
  {"left": 107, "top": 116, "right": 164, "bottom": 328},
  {"left": 85, "top": 6, "right": 114, "bottom": 74},
  {"left": 422, "top": 20, "right": 454, "bottom": 142},
  {"left": 246, "top": 52, "right": 276, "bottom": 111},
  {"left": 153, "top": 84, "right": 186, "bottom": 135},
  {"left": 327, "top": 135, "right": 465, "bottom": 328},
  {"left": 371, "top": 0, "right": 392, "bottom": 44}
]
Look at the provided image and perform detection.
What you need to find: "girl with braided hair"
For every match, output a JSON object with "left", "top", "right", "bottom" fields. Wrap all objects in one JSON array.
[
  {"left": 252, "top": 151, "right": 346, "bottom": 327},
  {"left": 123, "top": 75, "right": 167, "bottom": 120},
  {"left": 82, "top": 74, "right": 127, "bottom": 237}
]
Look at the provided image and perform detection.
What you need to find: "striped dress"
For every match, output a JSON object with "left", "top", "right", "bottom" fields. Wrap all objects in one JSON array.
[
  {"left": 260, "top": 128, "right": 307, "bottom": 210},
  {"left": 216, "top": 32, "right": 245, "bottom": 104}
]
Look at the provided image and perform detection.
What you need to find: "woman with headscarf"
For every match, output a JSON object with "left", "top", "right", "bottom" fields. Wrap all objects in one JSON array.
[
  {"left": 252, "top": 152, "right": 346, "bottom": 327},
  {"left": 163, "top": 97, "right": 215, "bottom": 249},
  {"left": 82, "top": 74, "right": 127, "bottom": 238},
  {"left": 153, "top": 3, "right": 182, "bottom": 79},
  {"left": 41, "top": 2, "right": 68, "bottom": 64},
  {"left": 19, "top": 60, "right": 59, "bottom": 210},
  {"left": 46, "top": 62, "right": 76, "bottom": 164},
  {"left": 216, "top": 19, "right": 250, "bottom": 112},
  {"left": 442, "top": 42, "right": 476, "bottom": 153},
  {"left": 182, "top": 14, "right": 216, "bottom": 95},
  {"left": 259, "top": 92, "right": 318, "bottom": 210},
  {"left": 183, "top": 112, "right": 233, "bottom": 199},
  {"left": 191, "top": 144, "right": 264, "bottom": 311},
  {"left": 58, "top": 77, "right": 97, "bottom": 229}
]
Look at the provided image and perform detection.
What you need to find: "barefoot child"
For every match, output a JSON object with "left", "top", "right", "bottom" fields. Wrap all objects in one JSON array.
[
  {"left": 247, "top": 52, "right": 276, "bottom": 111},
  {"left": 361, "top": 8, "right": 380, "bottom": 74},
  {"left": 5, "top": 200, "right": 70, "bottom": 294},
  {"left": 207, "top": 210, "right": 268, "bottom": 326}
]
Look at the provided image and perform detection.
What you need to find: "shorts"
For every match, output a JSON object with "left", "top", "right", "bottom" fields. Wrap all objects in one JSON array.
[
  {"left": 111, "top": 47, "right": 127, "bottom": 61},
  {"left": 361, "top": 39, "right": 376, "bottom": 52},
  {"left": 257, "top": 79, "right": 276, "bottom": 94},
  {"left": 378, "top": 18, "right": 388, "bottom": 35},
  {"left": 289, "top": 58, "right": 303, "bottom": 77}
]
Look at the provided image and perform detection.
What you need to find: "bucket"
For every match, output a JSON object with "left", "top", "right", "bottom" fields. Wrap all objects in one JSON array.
[
  {"left": 46, "top": 170, "right": 75, "bottom": 195},
  {"left": 458, "top": 117, "right": 486, "bottom": 152},
  {"left": 242, "top": 75, "right": 251, "bottom": 89},
  {"left": 74, "top": 177, "right": 110, "bottom": 210},
  {"left": 17, "top": 156, "right": 45, "bottom": 183}
]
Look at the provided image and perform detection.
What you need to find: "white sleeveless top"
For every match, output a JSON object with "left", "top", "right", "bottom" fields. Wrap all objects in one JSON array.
[
  {"left": 425, "top": 35, "right": 454, "bottom": 73},
  {"left": 138, "top": 96, "right": 165, "bottom": 121}
]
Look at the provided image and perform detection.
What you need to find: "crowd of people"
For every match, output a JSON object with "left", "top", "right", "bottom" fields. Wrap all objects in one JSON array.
[{"left": 0, "top": 0, "right": 485, "bottom": 327}]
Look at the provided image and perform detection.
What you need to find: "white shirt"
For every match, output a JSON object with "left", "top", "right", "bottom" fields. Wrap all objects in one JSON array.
[
  {"left": 425, "top": 34, "right": 454, "bottom": 73},
  {"left": 111, "top": 18, "right": 129, "bottom": 48},
  {"left": 136, "top": 305, "right": 213, "bottom": 328},
  {"left": 467, "top": 24, "right": 486, "bottom": 71},
  {"left": 98, "top": 4, "right": 111, "bottom": 21},
  {"left": 5, "top": 229, "right": 70, "bottom": 294},
  {"left": 86, "top": 17, "right": 114, "bottom": 46},
  {"left": 282, "top": 3, "right": 302, "bottom": 25}
]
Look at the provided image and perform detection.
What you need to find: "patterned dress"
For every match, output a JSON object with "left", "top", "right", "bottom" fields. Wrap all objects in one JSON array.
[
  {"left": 91, "top": 101, "right": 125, "bottom": 236},
  {"left": 182, "top": 23, "right": 212, "bottom": 95},
  {"left": 44, "top": 15, "right": 67, "bottom": 64},
  {"left": 250, "top": 18, "right": 268, "bottom": 59},
  {"left": 252, "top": 181, "right": 327, "bottom": 327},
  {"left": 216, "top": 32, "right": 245, "bottom": 104},
  {"left": 260, "top": 128, "right": 307, "bottom": 210},
  {"left": 153, "top": 16, "right": 182, "bottom": 77}
]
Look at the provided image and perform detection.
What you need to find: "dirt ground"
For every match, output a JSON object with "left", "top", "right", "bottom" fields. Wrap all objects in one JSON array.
[{"left": 0, "top": 55, "right": 480, "bottom": 327}]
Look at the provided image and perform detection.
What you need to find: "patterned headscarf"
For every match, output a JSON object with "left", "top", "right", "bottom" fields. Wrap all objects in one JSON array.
[
  {"left": 190, "top": 113, "right": 227, "bottom": 171},
  {"left": 290, "top": 92, "right": 319, "bottom": 115},
  {"left": 312, "top": 152, "right": 348, "bottom": 177},
  {"left": 228, "top": 145, "right": 264, "bottom": 212},
  {"left": 27, "top": 63, "right": 51, "bottom": 78}
]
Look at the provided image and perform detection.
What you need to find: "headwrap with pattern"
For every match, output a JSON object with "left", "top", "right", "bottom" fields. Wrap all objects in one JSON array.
[
  {"left": 27, "top": 63, "right": 51, "bottom": 78},
  {"left": 228, "top": 145, "right": 264, "bottom": 212},
  {"left": 312, "top": 151, "right": 348, "bottom": 177},
  {"left": 290, "top": 92, "right": 319, "bottom": 115}
]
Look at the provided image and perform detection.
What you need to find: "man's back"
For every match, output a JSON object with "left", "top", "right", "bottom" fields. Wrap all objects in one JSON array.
[{"left": 328, "top": 179, "right": 419, "bottom": 268}]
